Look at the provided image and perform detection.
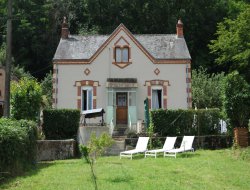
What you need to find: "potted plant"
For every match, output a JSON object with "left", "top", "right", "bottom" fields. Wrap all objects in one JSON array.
[{"left": 223, "top": 72, "right": 250, "bottom": 147}]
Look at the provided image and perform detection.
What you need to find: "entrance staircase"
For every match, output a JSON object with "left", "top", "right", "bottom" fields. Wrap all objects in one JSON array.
[{"left": 106, "top": 124, "right": 127, "bottom": 155}]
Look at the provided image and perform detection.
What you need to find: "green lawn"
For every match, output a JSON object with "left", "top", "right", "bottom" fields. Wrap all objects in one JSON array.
[{"left": 1, "top": 149, "right": 250, "bottom": 190}]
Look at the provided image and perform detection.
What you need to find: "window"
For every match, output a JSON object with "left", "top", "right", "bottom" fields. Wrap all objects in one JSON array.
[
  {"left": 115, "top": 47, "right": 129, "bottom": 62},
  {"left": 152, "top": 87, "right": 162, "bottom": 109},
  {"left": 81, "top": 87, "right": 93, "bottom": 111}
]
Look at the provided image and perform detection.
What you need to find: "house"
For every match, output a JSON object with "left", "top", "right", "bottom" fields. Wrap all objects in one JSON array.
[
  {"left": 0, "top": 67, "right": 5, "bottom": 117},
  {"left": 53, "top": 18, "right": 191, "bottom": 129}
]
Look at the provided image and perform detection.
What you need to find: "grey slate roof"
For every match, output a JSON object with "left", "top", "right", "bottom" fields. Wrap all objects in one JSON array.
[{"left": 53, "top": 32, "right": 191, "bottom": 60}]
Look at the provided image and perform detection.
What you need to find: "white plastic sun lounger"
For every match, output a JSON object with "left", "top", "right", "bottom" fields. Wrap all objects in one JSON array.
[
  {"left": 145, "top": 137, "right": 177, "bottom": 158},
  {"left": 164, "top": 136, "right": 195, "bottom": 158},
  {"left": 120, "top": 137, "right": 149, "bottom": 159}
]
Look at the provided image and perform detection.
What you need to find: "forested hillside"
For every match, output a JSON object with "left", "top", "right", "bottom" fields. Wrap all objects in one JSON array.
[{"left": 0, "top": 0, "right": 249, "bottom": 80}]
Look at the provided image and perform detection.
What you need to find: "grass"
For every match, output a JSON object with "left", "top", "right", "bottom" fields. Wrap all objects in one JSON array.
[{"left": 0, "top": 148, "right": 250, "bottom": 190}]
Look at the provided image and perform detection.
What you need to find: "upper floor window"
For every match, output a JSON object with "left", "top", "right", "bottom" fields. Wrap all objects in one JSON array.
[{"left": 115, "top": 47, "right": 129, "bottom": 62}]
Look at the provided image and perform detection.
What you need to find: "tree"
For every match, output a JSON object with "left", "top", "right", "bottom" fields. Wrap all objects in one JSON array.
[
  {"left": 10, "top": 77, "right": 42, "bottom": 121},
  {"left": 192, "top": 67, "right": 225, "bottom": 109},
  {"left": 223, "top": 72, "right": 250, "bottom": 131},
  {"left": 79, "top": 133, "right": 113, "bottom": 190},
  {"left": 41, "top": 72, "right": 53, "bottom": 108},
  {"left": 209, "top": 4, "right": 250, "bottom": 83}
]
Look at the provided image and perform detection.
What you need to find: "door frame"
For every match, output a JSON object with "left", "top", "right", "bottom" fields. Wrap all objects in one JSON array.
[{"left": 116, "top": 92, "right": 128, "bottom": 124}]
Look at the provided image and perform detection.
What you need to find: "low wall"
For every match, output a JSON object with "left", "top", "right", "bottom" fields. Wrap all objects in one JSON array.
[
  {"left": 78, "top": 126, "right": 109, "bottom": 145},
  {"left": 37, "top": 139, "right": 76, "bottom": 161}
]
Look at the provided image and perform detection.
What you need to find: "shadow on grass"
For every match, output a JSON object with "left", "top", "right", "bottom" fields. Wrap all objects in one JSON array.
[
  {"left": 0, "top": 161, "right": 55, "bottom": 188},
  {"left": 110, "top": 175, "right": 134, "bottom": 183},
  {"left": 178, "top": 152, "right": 200, "bottom": 158}
]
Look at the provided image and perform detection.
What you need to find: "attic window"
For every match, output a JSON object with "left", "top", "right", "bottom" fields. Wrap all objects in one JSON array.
[{"left": 115, "top": 47, "right": 129, "bottom": 62}]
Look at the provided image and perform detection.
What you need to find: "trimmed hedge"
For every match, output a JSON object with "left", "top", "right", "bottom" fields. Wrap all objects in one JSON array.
[
  {"left": 43, "top": 109, "right": 80, "bottom": 140},
  {"left": 0, "top": 119, "right": 37, "bottom": 177},
  {"left": 150, "top": 109, "right": 221, "bottom": 136}
]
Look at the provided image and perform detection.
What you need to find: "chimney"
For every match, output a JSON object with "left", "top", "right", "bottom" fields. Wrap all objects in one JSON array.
[
  {"left": 176, "top": 19, "right": 183, "bottom": 38},
  {"left": 61, "top": 16, "right": 69, "bottom": 39}
]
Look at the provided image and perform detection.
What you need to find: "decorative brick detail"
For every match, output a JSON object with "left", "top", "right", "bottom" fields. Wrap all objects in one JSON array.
[
  {"left": 186, "top": 78, "right": 191, "bottom": 83},
  {"left": 187, "top": 97, "right": 192, "bottom": 103},
  {"left": 186, "top": 68, "right": 191, "bottom": 73},
  {"left": 93, "top": 99, "right": 97, "bottom": 109},
  {"left": 186, "top": 88, "right": 192, "bottom": 93},
  {"left": 163, "top": 86, "right": 167, "bottom": 96},
  {"left": 164, "top": 99, "right": 167, "bottom": 108},
  {"left": 84, "top": 68, "right": 91, "bottom": 76},
  {"left": 145, "top": 80, "right": 170, "bottom": 109},
  {"left": 77, "top": 87, "right": 81, "bottom": 96},
  {"left": 75, "top": 80, "right": 100, "bottom": 110},
  {"left": 154, "top": 68, "right": 160, "bottom": 75},
  {"left": 77, "top": 99, "right": 81, "bottom": 109},
  {"left": 148, "top": 98, "right": 151, "bottom": 109},
  {"left": 93, "top": 86, "right": 97, "bottom": 96},
  {"left": 147, "top": 86, "right": 151, "bottom": 96}
]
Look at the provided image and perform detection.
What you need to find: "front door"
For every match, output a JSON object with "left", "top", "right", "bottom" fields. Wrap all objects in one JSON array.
[{"left": 116, "top": 92, "right": 128, "bottom": 124}]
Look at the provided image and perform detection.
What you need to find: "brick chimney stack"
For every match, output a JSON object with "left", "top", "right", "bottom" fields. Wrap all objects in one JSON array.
[
  {"left": 61, "top": 16, "right": 69, "bottom": 39},
  {"left": 176, "top": 19, "right": 183, "bottom": 38}
]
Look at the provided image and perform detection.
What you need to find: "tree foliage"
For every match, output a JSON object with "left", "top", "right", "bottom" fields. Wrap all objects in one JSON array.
[
  {"left": 10, "top": 77, "right": 42, "bottom": 121},
  {"left": 209, "top": 4, "right": 250, "bottom": 82},
  {"left": 222, "top": 72, "right": 250, "bottom": 129},
  {"left": 79, "top": 133, "right": 113, "bottom": 190},
  {"left": 41, "top": 72, "right": 53, "bottom": 108},
  {"left": 0, "top": 0, "right": 232, "bottom": 79},
  {"left": 192, "top": 67, "right": 225, "bottom": 109}
]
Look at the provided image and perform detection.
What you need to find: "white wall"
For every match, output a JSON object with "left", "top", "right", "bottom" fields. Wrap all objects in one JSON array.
[{"left": 56, "top": 29, "right": 188, "bottom": 122}]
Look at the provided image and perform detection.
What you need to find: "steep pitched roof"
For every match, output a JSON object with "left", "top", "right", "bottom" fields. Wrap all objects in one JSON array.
[{"left": 53, "top": 24, "right": 191, "bottom": 62}]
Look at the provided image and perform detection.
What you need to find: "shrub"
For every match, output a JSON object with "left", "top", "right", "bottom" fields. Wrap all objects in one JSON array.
[
  {"left": 43, "top": 109, "right": 80, "bottom": 140},
  {"left": 222, "top": 72, "right": 250, "bottom": 131},
  {"left": 11, "top": 77, "right": 42, "bottom": 121},
  {"left": 0, "top": 118, "right": 37, "bottom": 177},
  {"left": 150, "top": 108, "right": 221, "bottom": 136}
]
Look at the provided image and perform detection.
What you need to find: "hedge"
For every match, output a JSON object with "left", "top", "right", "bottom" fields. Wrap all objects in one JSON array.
[
  {"left": 0, "top": 119, "right": 37, "bottom": 177},
  {"left": 150, "top": 109, "right": 221, "bottom": 136},
  {"left": 43, "top": 109, "right": 80, "bottom": 140}
]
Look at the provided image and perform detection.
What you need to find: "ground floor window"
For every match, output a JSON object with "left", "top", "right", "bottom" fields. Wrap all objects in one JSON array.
[
  {"left": 82, "top": 87, "right": 93, "bottom": 111},
  {"left": 152, "top": 88, "right": 162, "bottom": 109}
]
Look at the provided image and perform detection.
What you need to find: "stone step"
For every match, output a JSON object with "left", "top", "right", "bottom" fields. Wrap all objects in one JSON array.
[
  {"left": 112, "top": 136, "right": 126, "bottom": 141},
  {"left": 106, "top": 140, "right": 125, "bottom": 155}
]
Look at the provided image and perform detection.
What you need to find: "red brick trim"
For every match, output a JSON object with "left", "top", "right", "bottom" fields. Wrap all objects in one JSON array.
[
  {"left": 186, "top": 68, "right": 191, "bottom": 73},
  {"left": 186, "top": 78, "right": 191, "bottom": 83},
  {"left": 77, "top": 99, "right": 81, "bottom": 109},
  {"left": 145, "top": 79, "right": 170, "bottom": 109},
  {"left": 186, "top": 88, "right": 192, "bottom": 93},
  {"left": 75, "top": 80, "right": 100, "bottom": 110}
]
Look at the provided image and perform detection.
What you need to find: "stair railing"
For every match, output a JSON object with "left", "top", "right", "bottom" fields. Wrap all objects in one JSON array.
[
  {"left": 128, "top": 114, "right": 132, "bottom": 131},
  {"left": 109, "top": 118, "right": 114, "bottom": 135}
]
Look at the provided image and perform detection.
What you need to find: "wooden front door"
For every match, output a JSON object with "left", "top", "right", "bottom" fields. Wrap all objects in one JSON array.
[{"left": 116, "top": 92, "right": 128, "bottom": 124}]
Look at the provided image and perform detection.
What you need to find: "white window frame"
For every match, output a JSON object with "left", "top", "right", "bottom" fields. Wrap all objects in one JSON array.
[
  {"left": 81, "top": 86, "right": 93, "bottom": 112},
  {"left": 151, "top": 86, "right": 163, "bottom": 109}
]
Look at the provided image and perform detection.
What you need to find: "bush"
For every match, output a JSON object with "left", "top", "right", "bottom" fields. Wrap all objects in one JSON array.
[
  {"left": 43, "top": 109, "right": 80, "bottom": 140},
  {"left": 0, "top": 118, "right": 37, "bottom": 177},
  {"left": 150, "top": 108, "right": 221, "bottom": 136},
  {"left": 223, "top": 72, "right": 250, "bottom": 131},
  {"left": 11, "top": 77, "right": 42, "bottom": 121}
]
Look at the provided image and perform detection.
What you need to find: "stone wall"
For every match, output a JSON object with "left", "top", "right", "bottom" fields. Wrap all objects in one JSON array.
[
  {"left": 37, "top": 139, "right": 76, "bottom": 161},
  {"left": 78, "top": 125, "right": 109, "bottom": 145}
]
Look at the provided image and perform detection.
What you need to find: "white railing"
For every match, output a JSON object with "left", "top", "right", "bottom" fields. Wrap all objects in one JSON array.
[
  {"left": 109, "top": 118, "right": 114, "bottom": 135},
  {"left": 129, "top": 114, "right": 132, "bottom": 131}
]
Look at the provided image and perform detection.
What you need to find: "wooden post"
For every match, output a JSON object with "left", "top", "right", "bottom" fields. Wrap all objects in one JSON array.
[{"left": 3, "top": 0, "right": 12, "bottom": 117}]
